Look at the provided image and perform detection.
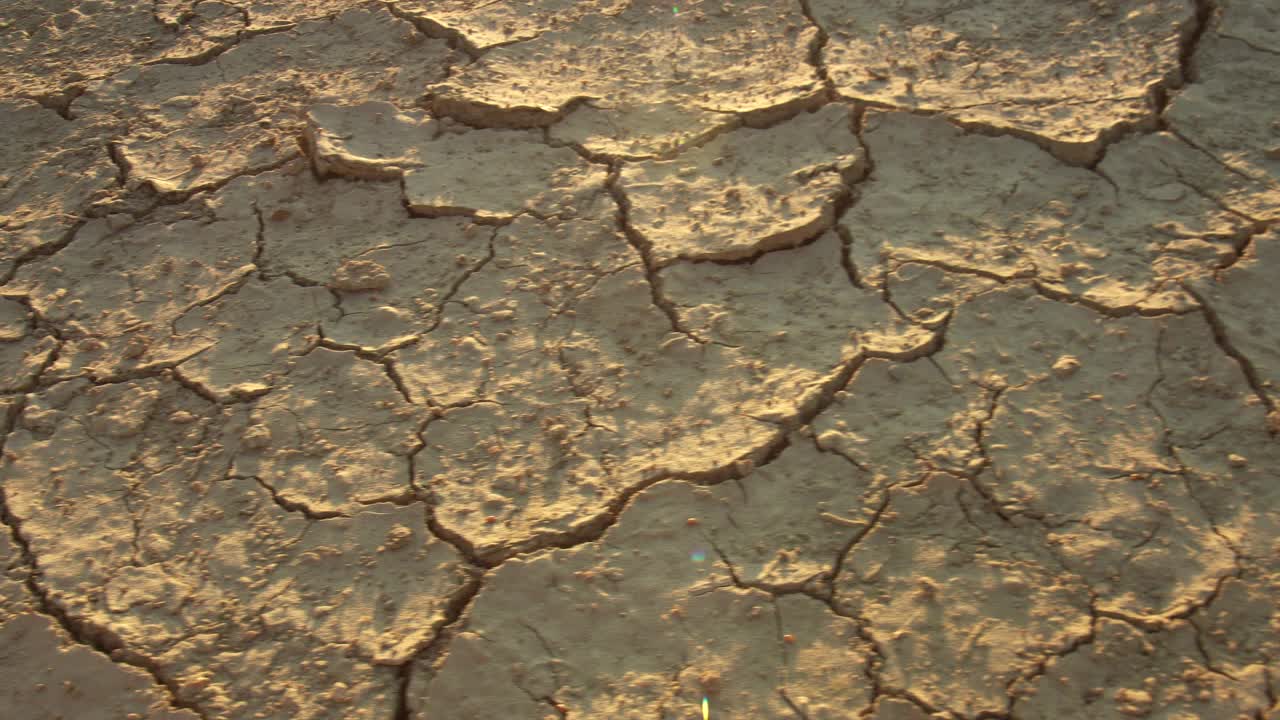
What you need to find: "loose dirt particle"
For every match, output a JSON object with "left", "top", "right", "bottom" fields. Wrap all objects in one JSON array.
[{"left": 331, "top": 259, "right": 392, "bottom": 292}]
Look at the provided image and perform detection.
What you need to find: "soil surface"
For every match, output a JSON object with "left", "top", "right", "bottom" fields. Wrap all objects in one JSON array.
[{"left": 1, "top": 1, "right": 1278, "bottom": 719}]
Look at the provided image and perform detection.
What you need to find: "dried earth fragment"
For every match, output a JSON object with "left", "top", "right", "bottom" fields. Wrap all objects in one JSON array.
[
  {"left": 812, "top": 356, "right": 984, "bottom": 482},
  {"left": 2, "top": 377, "right": 469, "bottom": 718},
  {"left": 0, "top": 532, "right": 36, "bottom": 623},
  {"left": 0, "top": 613, "right": 200, "bottom": 720},
  {"left": 1190, "top": 574, "right": 1280, "bottom": 679},
  {"left": 688, "top": 434, "right": 884, "bottom": 589},
  {"left": 658, "top": 230, "right": 935, "bottom": 416},
  {"left": 0, "top": 0, "right": 243, "bottom": 101},
  {"left": 73, "top": 7, "right": 456, "bottom": 193},
  {"left": 549, "top": 101, "right": 739, "bottom": 160},
  {"left": 5, "top": 202, "right": 257, "bottom": 382},
  {"left": 1164, "top": 31, "right": 1280, "bottom": 207},
  {"left": 1184, "top": 229, "right": 1280, "bottom": 408},
  {"left": 406, "top": 214, "right": 930, "bottom": 560},
  {"left": 428, "top": 0, "right": 823, "bottom": 155},
  {"left": 0, "top": 100, "right": 117, "bottom": 279},
  {"left": 400, "top": 203, "right": 640, "bottom": 556},
  {"left": 811, "top": 0, "right": 1192, "bottom": 164},
  {"left": 843, "top": 111, "right": 1254, "bottom": 313},
  {"left": 968, "top": 300, "right": 1237, "bottom": 619},
  {"left": 1214, "top": 0, "right": 1280, "bottom": 54},
  {"left": 230, "top": 348, "right": 426, "bottom": 515},
  {"left": 621, "top": 105, "right": 865, "bottom": 264},
  {"left": 1011, "top": 619, "right": 1270, "bottom": 719},
  {"left": 304, "top": 102, "right": 435, "bottom": 181},
  {"left": 390, "top": 0, "right": 630, "bottom": 52},
  {"left": 218, "top": 162, "right": 492, "bottom": 350},
  {"left": 835, "top": 472, "right": 1093, "bottom": 717},
  {"left": 237, "top": 0, "right": 368, "bottom": 28},
  {"left": 304, "top": 101, "right": 609, "bottom": 221},
  {"left": 1150, "top": 315, "right": 1280, "bottom": 564},
  {"left": 171, "top": 276, "right": 336, "bottom": 400},
  {"left": 411, "top": 480, "right": 875, "bottom": 718},
  {"left": 401, "top": 128, "right": 608, "bottom": 221}
]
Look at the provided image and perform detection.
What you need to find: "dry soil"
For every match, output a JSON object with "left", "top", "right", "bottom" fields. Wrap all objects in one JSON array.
[{"left": 0, "top": 1, "right": 1278, "bottom": 719}]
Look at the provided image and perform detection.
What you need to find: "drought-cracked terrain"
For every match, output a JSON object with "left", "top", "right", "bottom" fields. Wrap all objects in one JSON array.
[{"left": 0, "top": 0, "right": 1278, "bottom": 718}]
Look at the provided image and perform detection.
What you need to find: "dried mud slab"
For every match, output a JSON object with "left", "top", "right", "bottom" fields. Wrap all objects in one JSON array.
[
  {"left": 549, "top": 101, "right": 739, "bottom": 160},
  {"left": 811, "top": 0, "right": 1191, "bottom": 164},
  {"left": 559, "top": 266, "right": 916, "bottom": 474},
  {"left": 945, "top": 291, "right": 1237, "bottom": 620},
  {"left": 812, "top": 357, "right": 985, "bottom": 482},
  {"left": 218, "top": 162, "right": 495, "bottom": 350},
  {"left": 1215, "top": 0, "right": 1280, "bottom": 53},
  {"left": 689, "top": 435, "right": 883, "bottom": 589},
  {"left": 843, "top": 111, "right": 1253, "bottom": 312},
  {"left": 429, "top": 0, "right": 822, "bottom": 155},
  {"left": 171, "top": 277, "right": 336, "bottom": 399},
  {"left": 2, "top": 377, "right": 471, "bottom": 718},
  {"left": 304, "top": 102, "right": 436, "bottom": 181},
  {"left": 1150, "top": 314, "right": 1280, "bottom": 565},
  {"left": 0, "top": 532, "right": 36, "bottom": 623},
  {"left": 405, "top": 219, "right": 930, "bottom": 559},
  {"left": 400, "top": 206, "right": 643, "bottom": 556},
  {"left": 74, "top": 7, "right": 456, "bottom": 193},
  {"left": 0, "top": 298, "right": 57, "bottom": 393},
  {"left": 402, "top": 129, "right": 607, "bottom": 221},
  {"left": 0, "top": 101, "right": 117, "bottom": 278},
  {"left": 412, "top": 480, "right": 875, "bottom": 719},
  {"left": 834, "top": 472, "right": 1093, "bottom": 717},
  {"left": 1167, "top": 5, "right": 1280, "bottom": 193},
  {"left": 305, "top": 101, "right": 610, "bottom": 221},
  {"left": 239, "top": 0, "right": 369, "bottom": 28},
  {"left": 659, "top": 231, "right": 934, "bottom": 413},
  {"left": 621, "top": 105, "right": 865, "bottom": 264},
  {"left": 230, "top": 348, "right": 425, "bottom": 515},
  {"left": 0, "top": 0, "right": 244, "bottom": 101},
  {"left": 1011, "top": 619, "right": 1270, "bottom": 719},
  {"left": 1184, "top": 229, "right": 1280, "bottom": 407},
  {"left": 1190, "top": 574, "right": 1280, "bottom": 679},
  {"left": 390, "top": 198, "right": 637, "bottom": 404},
  {"left": 5, "top": 204, "right": 258, "bottom": 382},
  {"left": 0, "top": 613, "right": 199, "bottom": 720},
  {"left": 390, "top": 0, "right": 630, "bottom": 52}
]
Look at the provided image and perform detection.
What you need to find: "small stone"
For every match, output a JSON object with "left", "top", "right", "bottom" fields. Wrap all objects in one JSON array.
[
  {"left": 686, "top": 517, "right": 699, "bottom": 527},
  {"left": 242, "top": 424, "right": 272, "bottom": 449},
  {"left": 1051, "top": 355, "right": 1081, "bottom": 378},
  {"left": 1226, "top": 453, "right": 1248, "bottom": 468},
  {"left": 383, "top": 524, "right": 414, "bottom": 551}
]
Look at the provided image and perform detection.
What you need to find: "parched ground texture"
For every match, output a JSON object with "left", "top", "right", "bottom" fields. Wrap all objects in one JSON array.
[{"left": 0, "top": 0, "right": 1278, "bottom": 718}]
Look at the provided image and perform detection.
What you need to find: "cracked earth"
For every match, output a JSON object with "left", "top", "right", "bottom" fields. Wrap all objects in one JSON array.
[{"left": 0, "top": 0, "right": 1277, "bottom": 718}]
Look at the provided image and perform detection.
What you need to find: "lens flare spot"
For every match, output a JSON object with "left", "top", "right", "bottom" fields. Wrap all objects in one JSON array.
[
  {"left": 690, "top": 549, "right": 707, "bottom": 562},
  {"left": 702, "top": 696, "right": 710, "bottom": 720}
]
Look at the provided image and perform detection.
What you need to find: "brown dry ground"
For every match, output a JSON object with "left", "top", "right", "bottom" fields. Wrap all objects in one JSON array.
[{"left": 0, "top": 0, "right": 1278, "bottom": 718}]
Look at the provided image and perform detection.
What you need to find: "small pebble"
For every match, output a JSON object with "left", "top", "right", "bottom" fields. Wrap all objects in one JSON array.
[{"left": 1051, "top": 355, "right": 1081, "bottom": 378}]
